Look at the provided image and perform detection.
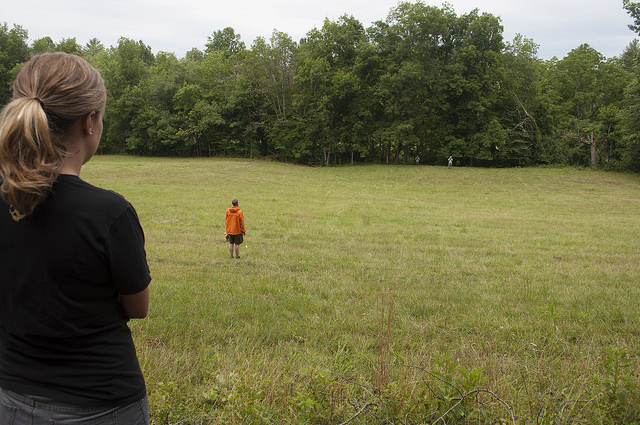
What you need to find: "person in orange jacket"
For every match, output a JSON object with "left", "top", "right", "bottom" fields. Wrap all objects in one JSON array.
[{"left": 225, "top": 198, "right": 246, "bottom": 258}]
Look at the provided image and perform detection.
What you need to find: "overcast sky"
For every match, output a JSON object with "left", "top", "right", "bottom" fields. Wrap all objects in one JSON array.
[{"left": 3, "top": 0, "right": 638, "bottom": 60}]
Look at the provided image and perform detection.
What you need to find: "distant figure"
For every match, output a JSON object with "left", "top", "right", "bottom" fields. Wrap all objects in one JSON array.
[
  {"left": 226, "top": 198, "right": 246, "bottom": 258},
  {"left": 415, "top": 155, "right": 420, "bottom": 165},
  {"left": 448, "top": 156, "right": 453, "bottom": 168},
  {"left": 0, "top": 53, "right": 150, "bottom": 423}
]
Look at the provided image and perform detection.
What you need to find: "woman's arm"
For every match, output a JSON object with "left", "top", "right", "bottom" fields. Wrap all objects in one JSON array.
[{"left": 120, "top": 287, "right": 150, "bottom": 319}]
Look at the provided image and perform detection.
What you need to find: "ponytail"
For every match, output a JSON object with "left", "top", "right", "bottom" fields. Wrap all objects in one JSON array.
[
  {"left": 0, "top": 97, "right": 62, "bottom": 218},
  {"left": 0, "top": 53, "right": 106, "bottom": 219}
]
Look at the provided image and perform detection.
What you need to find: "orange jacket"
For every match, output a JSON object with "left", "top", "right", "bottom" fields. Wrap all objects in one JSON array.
[{"left": 225, "top": 206, "right": 245, "bottom": 235}]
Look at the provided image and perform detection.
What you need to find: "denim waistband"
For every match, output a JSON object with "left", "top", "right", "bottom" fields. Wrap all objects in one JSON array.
[{"left": 0, "top": 387, "right": 115, "bottom": 412}]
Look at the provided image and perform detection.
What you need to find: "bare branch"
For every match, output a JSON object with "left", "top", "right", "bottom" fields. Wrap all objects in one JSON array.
[
  {"left": 511, "top": 91, "right": 545, "bottom": 154},
  {"left": 432, "top": 389, "right": 516, "bottom": 425},
  {"left": 337, "top": 402, "right": 376, "bottom": 425}
]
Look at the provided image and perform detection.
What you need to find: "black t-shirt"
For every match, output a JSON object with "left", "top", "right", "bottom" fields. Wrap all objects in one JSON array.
[{"left": 0, "top": 174, "right": 151, "bottom": 407}]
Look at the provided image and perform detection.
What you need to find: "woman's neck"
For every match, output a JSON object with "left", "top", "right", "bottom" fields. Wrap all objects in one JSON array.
[{"left": 58, "top": 157, "right": 83, "bottom": 176}]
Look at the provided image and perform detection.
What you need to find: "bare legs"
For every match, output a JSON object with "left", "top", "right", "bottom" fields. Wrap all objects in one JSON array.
[{"left": 229, "top": 243, "right": 240, "bottom": 258}]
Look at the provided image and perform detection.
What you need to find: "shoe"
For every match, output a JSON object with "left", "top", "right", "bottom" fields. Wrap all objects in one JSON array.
[{"left": 235, "top": 256, "right": 240, "bottom": 259}]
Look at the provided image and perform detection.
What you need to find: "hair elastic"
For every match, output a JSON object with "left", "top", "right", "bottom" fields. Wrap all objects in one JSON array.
[{"left": 33, "top": 97, "right": 45, "bottom": 109}]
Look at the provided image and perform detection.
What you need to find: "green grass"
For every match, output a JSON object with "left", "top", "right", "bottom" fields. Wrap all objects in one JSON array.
[{"left": 84, "top": 157, "right": 640, "bottom": 424}]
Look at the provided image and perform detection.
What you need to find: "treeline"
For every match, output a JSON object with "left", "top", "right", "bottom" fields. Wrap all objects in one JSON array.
[{"left": 2, "top": 2, "right": 640, "bottom": 170}]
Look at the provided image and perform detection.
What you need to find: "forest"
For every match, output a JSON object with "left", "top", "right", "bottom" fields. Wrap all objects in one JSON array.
[{"left": 2, "top": 1, "right": 640, "bottom": 170}]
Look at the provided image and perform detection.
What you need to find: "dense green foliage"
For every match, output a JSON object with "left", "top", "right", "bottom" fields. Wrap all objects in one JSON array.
[{"left": 2, "top": 1, "right": 640, "bottom": 170}]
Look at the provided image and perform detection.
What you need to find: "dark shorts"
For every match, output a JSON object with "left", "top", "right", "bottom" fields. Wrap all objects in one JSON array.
[{"left": 228, "top": 234, "right": 243, "bottom": 245}]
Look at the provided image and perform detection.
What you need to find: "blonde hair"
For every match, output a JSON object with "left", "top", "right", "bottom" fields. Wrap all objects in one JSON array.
[{"left": 0, "top": 52, "right": 106, "bottom": 216}]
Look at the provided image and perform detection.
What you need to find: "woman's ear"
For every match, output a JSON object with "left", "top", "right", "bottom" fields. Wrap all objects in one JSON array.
[{"left": 82, "top": 111, "right": 96, "bottom": 136}]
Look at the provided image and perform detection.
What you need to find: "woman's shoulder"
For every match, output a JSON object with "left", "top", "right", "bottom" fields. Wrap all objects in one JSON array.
[{"left": 53, "top": 175, "right": 133, "bottom": 216}]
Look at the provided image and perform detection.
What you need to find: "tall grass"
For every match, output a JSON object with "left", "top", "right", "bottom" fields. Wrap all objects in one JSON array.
[{"left": 84, "top": 157, "right": 640, "bottom": 424}]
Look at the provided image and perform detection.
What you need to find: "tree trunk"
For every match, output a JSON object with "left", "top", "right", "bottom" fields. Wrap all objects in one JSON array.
[
  {"left": 394, "top": 141, "right": 402, "bottom": 162},
  {"left": 590, "top": 132, "right": 597, "bottom": 168},
  {"left": 386, "top": 141, "right": 390, "bottom": 164},
  {"left": 606, "top": 124, "right": 613, "bottom": 169}
]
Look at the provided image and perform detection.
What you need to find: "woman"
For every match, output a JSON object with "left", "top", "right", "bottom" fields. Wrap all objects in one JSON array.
[{"left": 0, "top": 53, "right": 151, "bottom": 424}]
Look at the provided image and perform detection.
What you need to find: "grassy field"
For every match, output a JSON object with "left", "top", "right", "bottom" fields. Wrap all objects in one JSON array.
[{"left": 84, "top": 156, "right": 640, "bottom": 424}]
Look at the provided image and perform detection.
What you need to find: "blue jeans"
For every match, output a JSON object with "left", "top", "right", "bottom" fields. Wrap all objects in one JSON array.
[{"left": 0, "top": 388, "right": 149, "bottom": 425}]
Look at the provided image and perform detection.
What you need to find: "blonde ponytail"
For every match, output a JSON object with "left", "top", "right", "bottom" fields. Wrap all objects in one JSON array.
[
  {"left": 0, "top": 53, "right": 106, "bottom": 218},
  {"left": 0, "top": 97, "right": 62, "bottom": 217}
]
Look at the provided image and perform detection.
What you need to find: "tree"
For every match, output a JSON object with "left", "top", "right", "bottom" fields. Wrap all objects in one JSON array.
[
  {"left": 97, "top": 38, "right": 155, "bottom": 153},
  {"left": 173, "top": 84, "right": 223, "bottom": 156},
  {"left": 621, "top": 76, "right": 640, "bottom": 170},
  {"left": 124, "top": 52, "right": 183, "bottom": 155},
  {"left": 620, "top": 39, "right": 640, "bottom": 71},
  {"left": 4, "top": 10, "right": 638, "bottom": 170},
  {"left": 435, "top": 7, "right": 505, "bottom": 165},
  {"left": 251, "top": 31, "right": 296, "bottom": 121},
  {"left": 82, "top": 38, "right": 106, "bottom": 62},
  {"left": 244, "top": 31, "right": 297, "bottom": 159},
  {"left": 623, "top": 0, "right": 640, "bottom": 35},
  {"left": 369, "top": 2, "right": 458, "bottom": 164},
  {"left": 620, "top": 40, "right": 640, "bottom": 170},
  {"left": 206, "top": 27, "right": 245, "bottom": 56},
  {"left": 294, "top": 53, "right": 332, "bottom": 163},
  {"left": 619, "top": 3, "right": 640, "bottom": 170},
  {"left": 30, "top": 36, "right": 56, "bottom": 54},
  {"left": 500, "top": 34, "right": 547, "bottom": 165},
  {"left": 224, "top": 50, "right": 268, "bottom": 158},
  {"left": 56, "top": 38, "right": 81, "bottom": 54},
  {"left": 0, "top": 23, "right": 29, "bottom": 105},
  {"left": 297, "top": 15, "right": 369, "bottom": 165},
  {"left": 368, "top": 2, "right": 505, "bottom": 166},
  {"left": 543, "top": 44, "right": 630, "bottom": 167},
  {"left": 31, "top": 36, "right": 81, "bottom": 55}
]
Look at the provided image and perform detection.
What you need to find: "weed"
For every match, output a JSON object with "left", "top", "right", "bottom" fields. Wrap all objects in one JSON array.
[{"left": 597, "top": 346, "right": 640, "bottom": 424}]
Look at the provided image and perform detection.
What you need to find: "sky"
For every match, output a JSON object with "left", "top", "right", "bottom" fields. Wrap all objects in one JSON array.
[{"left": 3, "top": 0, "right": 639, "bottom": 60}]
